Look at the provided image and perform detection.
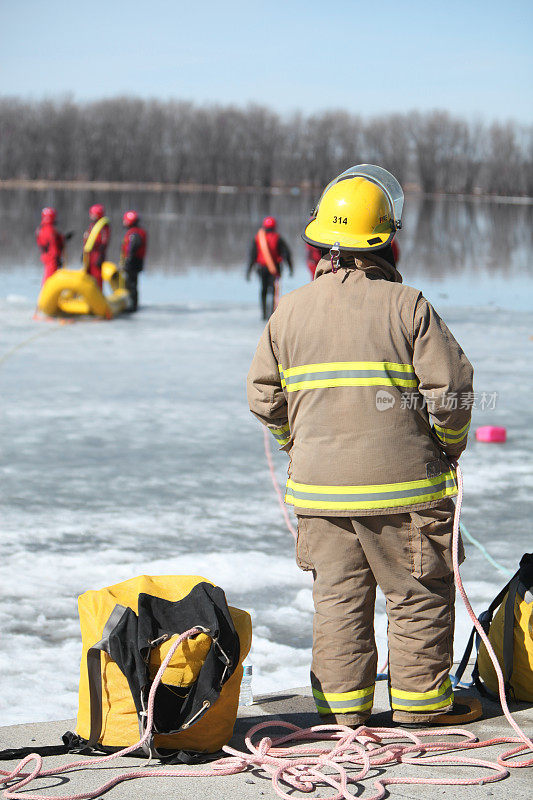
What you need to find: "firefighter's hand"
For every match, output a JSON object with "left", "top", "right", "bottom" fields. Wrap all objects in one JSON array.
[{"left": 442, "top": 450, "right": 459, "bottom": 470}]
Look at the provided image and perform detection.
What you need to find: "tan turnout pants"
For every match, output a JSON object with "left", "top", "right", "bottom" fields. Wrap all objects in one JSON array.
[{"left": 296, "top": 498, "right": 463, "bottom": 724}]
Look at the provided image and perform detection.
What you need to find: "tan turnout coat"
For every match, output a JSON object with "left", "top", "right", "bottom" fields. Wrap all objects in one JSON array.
[{"left": 247, "top": 255, "right": 474, "bottom": 516}]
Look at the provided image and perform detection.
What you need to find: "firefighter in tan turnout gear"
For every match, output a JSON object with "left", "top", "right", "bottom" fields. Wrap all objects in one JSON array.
[{"left": 247, "top": 165, "right": 481, "bottom": 727}]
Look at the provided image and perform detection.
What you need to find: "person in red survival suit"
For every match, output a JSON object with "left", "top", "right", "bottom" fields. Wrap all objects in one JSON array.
[
  {"left": 306, "top": 243, "right": 323, "bottom": 280},
  {"left": 391, "top": 236, "right": 400, "bottom": 266},
  {"left": 246, "top": 216, "right": 293, "bottom": 319},
  {"left": 82, "top": 204, "right": 110, "bottom": 289},
  {"left": 119, "top": 210, "right": 147, "bottom": 312},
  {"left": 36, "top": 207, "right": 69, "bottom": 285},
  {"left": 305, "top": 211, "right": 323, "bottom": 280}
]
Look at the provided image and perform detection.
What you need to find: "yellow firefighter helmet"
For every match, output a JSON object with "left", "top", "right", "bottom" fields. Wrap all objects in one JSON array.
[{"left": 302, "top": 164, "right": 404, "bottom": 252}]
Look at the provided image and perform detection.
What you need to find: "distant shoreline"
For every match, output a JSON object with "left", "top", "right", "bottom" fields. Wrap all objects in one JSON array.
[{"left": 0, "top": 179, "right": 532, "bottom": 204}]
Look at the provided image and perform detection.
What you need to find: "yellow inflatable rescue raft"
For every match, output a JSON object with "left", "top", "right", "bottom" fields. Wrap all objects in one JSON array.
[{"left": 37, "top": 262, "right": 130, "bottom": 319}]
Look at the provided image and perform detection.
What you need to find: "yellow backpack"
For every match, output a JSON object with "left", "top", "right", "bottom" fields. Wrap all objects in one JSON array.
[
  {"left": 455, "top": 553, "right": 533, "bottom": 702},
  {"left": 72, "top": 575, "right": 252, "bottom": 759}
]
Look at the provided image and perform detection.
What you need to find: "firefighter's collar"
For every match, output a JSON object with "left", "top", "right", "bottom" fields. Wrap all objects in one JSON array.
[{"left": 314, "top": 254, "right": 402, "bottom": 283}]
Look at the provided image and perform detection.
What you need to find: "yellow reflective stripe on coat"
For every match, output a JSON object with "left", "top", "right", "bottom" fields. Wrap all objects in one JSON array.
[
  {"left": 281, "top": 361, "right": 417, "bottom": 392},
  {"left": 278, "top": 363, "right": 286, "bottom": 389},
  {"left": 390, "top": 678, "right": 453, "bottom": 711},
  {"left": 313, "top": 685, "right": 374, "bottom": 715},
  {"left": 285, "top": 470, "right": 457, "bottom": 511},
  {"left": 84, "top": 217, "right": 109, "bottom": 253},
  {"left": 433, "top": 421, "right": 470, "bottom": 444},
  {"left": 269, "top": 423, "right": 291, "bottom": 447}
]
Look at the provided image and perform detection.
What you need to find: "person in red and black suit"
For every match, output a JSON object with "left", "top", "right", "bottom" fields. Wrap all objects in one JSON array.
[
  {"left": 246, "top": 216, "right": 293, "bottom": 319},
  {"left": 119, "top": 210, "right": 147, "bottom": 312}
]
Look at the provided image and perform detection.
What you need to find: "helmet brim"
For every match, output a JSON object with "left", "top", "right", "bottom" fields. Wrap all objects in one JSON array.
[{"left": 302, "top": 219, "right": 394, "bottom": 252}]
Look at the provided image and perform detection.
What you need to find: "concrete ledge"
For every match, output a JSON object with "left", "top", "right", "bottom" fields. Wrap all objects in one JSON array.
[{"left": 1, "top": 679, "right": 531, "bottom": 799}]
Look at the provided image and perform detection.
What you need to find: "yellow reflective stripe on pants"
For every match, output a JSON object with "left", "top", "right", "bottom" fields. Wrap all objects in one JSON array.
[
  {"left": 269, "top": 423, "right": 291, "bottom": 447},
  {"left": 281, "top": 361, "right": 417, "bottom": 392},
  {"left": 285, "top": 471, "right": 457, "bottom": 511},
  {"left": 433, "top": 421, "right": 470, "bottom": 444},
  {"left": 313, "top": 685, "right": 374, "bottom": 715},
  {"left": 390, "top": 677, "right": 453, "bottom": 711}
]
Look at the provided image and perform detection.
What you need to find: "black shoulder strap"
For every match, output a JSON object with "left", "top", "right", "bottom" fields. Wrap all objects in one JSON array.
[
  {"left": 518, "top": 552, "right": 533, "bottom": 589},
  {"left": 453, "top": 626, "right": 477, "bottom": 686},
  {"left": 472, "top": 564, "right": 526, "bottom": 703},
  {"left": 485, "top": 573, "right": 517, "bottom": 617},
  {"left": 454, "top": 571, "right": 515, "bottom": 677},
  {"left": 0, "top": 744, "right": 69, "bottom": 761},
  {"left": 453, "top": 567, "right": 519, "bottom": 690},
  {"left": 86, "top": 604, "right": 130, "bottom": 747},
  {"left": 471, "top": 657, "right": 499, "bottom": 700},
  {"left": 502, "top": 573, "right": 521, "bottom": 697}
]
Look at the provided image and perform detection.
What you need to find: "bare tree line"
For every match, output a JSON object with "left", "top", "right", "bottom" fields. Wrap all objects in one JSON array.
[{"left": 0, "top": 97, "right": 531, "bottom": 196}]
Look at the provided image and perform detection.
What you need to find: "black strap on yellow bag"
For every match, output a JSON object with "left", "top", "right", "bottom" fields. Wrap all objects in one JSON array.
[
  {"left": 0, "top": 744, "right": 70, "bottom": 761},
  {"left": 454, "top": 553, "right": 533, "bottom": 702}
]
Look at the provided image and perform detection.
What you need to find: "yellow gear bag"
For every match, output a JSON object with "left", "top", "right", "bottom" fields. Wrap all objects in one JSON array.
[
  {"left": 74, "top": 575, "right": 252, "bottom": 758},
  {"left": 456, "top": 553, "right": 533, "bottom": 702}
]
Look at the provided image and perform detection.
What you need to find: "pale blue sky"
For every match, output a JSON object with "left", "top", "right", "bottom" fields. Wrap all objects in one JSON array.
[{"left": 1, "top": 0, "right": 532, "bottom": 122}]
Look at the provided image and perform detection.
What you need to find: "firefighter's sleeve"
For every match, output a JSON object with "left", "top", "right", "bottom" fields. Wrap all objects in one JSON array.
[
  {"left": 412, "top": 296, "right": 474, "bottom": 459},
  {"left": 247, "top": 319, "right": 291, "bottom": 451}
]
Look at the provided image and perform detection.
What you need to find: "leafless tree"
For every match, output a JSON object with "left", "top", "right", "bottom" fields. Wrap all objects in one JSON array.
[
  {"left": 482, "top": 121, "right": 526, "bottom": 196},
  {"left": 362, "top": 114, "right": 411, "bottom": 185}
]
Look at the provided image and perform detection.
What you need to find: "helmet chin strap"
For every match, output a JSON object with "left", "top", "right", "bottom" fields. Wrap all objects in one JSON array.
[{"left": 330, "top": 242, "right": 341, "bottom": 273}]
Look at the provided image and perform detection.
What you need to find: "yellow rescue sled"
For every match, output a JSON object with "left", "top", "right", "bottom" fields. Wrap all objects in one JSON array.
[{"left": 37, "top": 262, "right": 130, "bottom": 319}]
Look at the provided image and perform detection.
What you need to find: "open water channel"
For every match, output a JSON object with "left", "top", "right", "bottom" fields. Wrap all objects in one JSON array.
[{"left": 0, "top": 189, "right": 532, "bottom": 725}]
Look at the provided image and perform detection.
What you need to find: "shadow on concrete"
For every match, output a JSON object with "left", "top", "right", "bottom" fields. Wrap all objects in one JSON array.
[{"left": 230, "top": 708, "right": 394, "bottom": 751}]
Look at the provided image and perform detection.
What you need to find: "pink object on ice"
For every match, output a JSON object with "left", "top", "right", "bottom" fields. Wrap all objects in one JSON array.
[{"left": 476, "top": 426, "right": 507, "bottom": 443}]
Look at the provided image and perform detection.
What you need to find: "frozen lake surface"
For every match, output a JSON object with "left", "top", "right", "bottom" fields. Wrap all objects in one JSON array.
[{"left": 1, "top": 264, "right": 532, "bottom": 725}]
